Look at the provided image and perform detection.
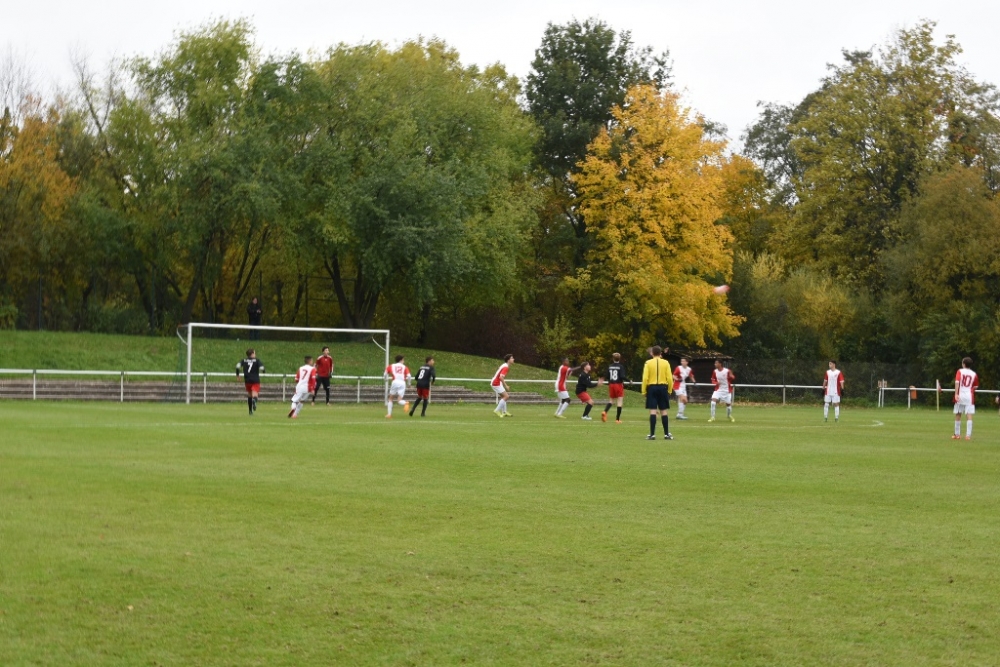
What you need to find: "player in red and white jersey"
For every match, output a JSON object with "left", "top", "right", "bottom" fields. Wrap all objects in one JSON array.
[
  {"left": 288, "top": 356, "right": 316, "bottom": 419},
  {"left": 708, "top": 360, "right": 736, "bottom": 422},
  {"left": 822, "top": 361, "right": 845, "bottom": 423},
  {"left": 491, "top": 354, "right": 514, "bottom": 418},
  {"left": 673, "top": 357, "right": 695, "bottom": 420},
  {"left": 953, "top": 357, "right": 978, "bottom": 440},
  {"left": 553, "top": 357, "right": 574, "bottom": 419},
  {"left": 383, "top": 355, "right": 411, "bottom": 418}
]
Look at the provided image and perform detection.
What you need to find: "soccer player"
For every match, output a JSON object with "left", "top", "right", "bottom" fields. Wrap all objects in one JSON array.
[
  {"left": 575, "top": 362, "right": 603, "bottom": 420},
  {"left": 236, "top": 348, "right": 264, "bottom": 416},
  {"left": 602, "top": 352, "right": 626, "bottom": 423},
  {"left": 822, "top": 360, "right": 845, "bottom": 422},
  {"left": 288, "top": 356, "right": 315, "bottom": 419},
  {"left": 673, "top": 357, "right": 695, "bottom": 420},
  {"left": 642, "top": 346, "right": 673, "bottom": 440},
  {"left": 312, "top": 346, "right": 334, "bottom": 406},
  {"left": 491, "top": 354, "right": 514, "bottom": 418},
  {"left": 384, "top": 355, "right": 411, "bottom": 418},
  {"left": 410, "top": 356, "right": 437, "bottom": 417},
  {"left": 553, "top": 357, "right": 573, "bottom": 419},
  {"left": 709, "top": 360, "right": 736, "bottom": 422},
  {"left": 953, "top": 357, "right": 978, "bottom": 440}
]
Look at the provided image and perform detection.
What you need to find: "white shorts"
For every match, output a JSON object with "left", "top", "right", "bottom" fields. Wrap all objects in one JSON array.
[
  {"left": 389, "top": 380, "right": 407, "bottom": 397},
  {"left": 675, "top": 386, "right": 688, "bottom": 398},
  {"left": 954, "top": 402, "right": 976, "bottom": 415},
  {"left": 492, "top": 384, "right": 506, "bottom": 395},
  {"left": 291, "top": 390, "right": 310, "bottom": 405},
  {"left": 556, "top": 390, "right": 570, "bottom": 400},
  {"left": 712, "top": 390, "right": 732, "bottom": 404},
  {"left": 824, "top": 394, "right": 841, "bottom": 404}
]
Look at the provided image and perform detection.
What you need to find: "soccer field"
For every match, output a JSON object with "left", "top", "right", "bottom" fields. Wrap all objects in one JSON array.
[{"left": 2, "top": 402, "right": 999, "bottom": 666}]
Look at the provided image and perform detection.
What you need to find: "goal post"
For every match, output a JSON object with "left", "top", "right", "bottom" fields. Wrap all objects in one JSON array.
[{"left": 178, "top": 322, "right": 390, "bottom": 405}]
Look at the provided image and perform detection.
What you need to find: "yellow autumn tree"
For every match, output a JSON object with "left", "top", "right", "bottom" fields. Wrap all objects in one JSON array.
[{"left": 569, "top": 84, "right": 741, "bottom": 352}]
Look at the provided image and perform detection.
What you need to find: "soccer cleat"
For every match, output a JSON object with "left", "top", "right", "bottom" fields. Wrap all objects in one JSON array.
[
  {"left": 385, "top": 414, "right": 392, "bottom": 419},
  {"left": 951, "top": 434, "right": 961, "bottom": 440},
  {"left": 402, "top": 402, "right": 410, "bottom": 413},
  {"left": 707, "top": 418, "right": 715, "bottom": 422},
  {"left": 555, "top": 414, "right": 567, "bottom": 419},
  {"left": 504, "top": 412, "right": 513, "bottom": 417},
  {"left": 601, "top": 412, "right": 608, "bottom": 422},
  {"left": 676, "top": 415, "right": 688, "bottom": 421},
  {"left": 646, "top": 434, "right": 656, "bottom": 440},
  {"left": 729, "top": 416, "right": 736, "bottom": 423},
  {"left": 581, "top": 415, "right": 593, "bottom": 421},
  {"left": 966, "top": 436, "right": 972, "bottom": 441},
  {"left": 664, "top": 433, "right": 674, "bottom": 440},
  {"left": 615, "top": 420, "right": 622, "bottom": 424},
  {"left": 495, "top": 411, "right": 504, "bottom": 418}
]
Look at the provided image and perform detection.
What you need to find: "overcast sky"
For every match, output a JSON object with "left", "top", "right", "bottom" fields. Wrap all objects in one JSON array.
[{"left": 4, "top": 1, "right": 998, "bottom": 146}]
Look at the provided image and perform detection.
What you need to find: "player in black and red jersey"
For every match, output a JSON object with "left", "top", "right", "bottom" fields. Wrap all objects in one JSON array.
[
  {"left": 236, "top": 348, "right": 265, "bottom": 416},
  {"left": 575, "top": 362, "right": 603, "bottom": 421},
  {"left": 409, "top": 357, "right": 437, "bottom": 417},
  {"left": 601, "top": 352, "right": 627, "bottom": 423}
]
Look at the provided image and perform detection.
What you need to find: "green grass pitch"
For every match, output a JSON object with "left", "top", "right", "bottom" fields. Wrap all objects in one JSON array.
[{"left": 2, "top": 400, "right": 999, "bottom": 666}]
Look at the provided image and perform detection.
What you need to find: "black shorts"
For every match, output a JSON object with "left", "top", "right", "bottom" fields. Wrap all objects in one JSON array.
[
  {"left": 315, "top": 376, "right": 330, "bottom": 390},
  {"left": 645, "top": 385, "right": 670, "bottom": 411}
]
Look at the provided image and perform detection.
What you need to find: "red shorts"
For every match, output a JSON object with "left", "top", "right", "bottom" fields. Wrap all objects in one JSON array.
[
  {"left": 577, "top": 392, "right": 592, "bottom": 404},
  {"left": 417, "top": 387, "right": 430, "bottom": 399},
  {"left": 245, "top": 382, "right": 260, "bottom": 394},
  {"left": 608, "top": 384, "right": 624, "bottom": 399}
]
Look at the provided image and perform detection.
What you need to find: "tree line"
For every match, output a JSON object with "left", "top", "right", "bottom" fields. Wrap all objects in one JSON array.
[{"left": 1, "top": 18, "right": 998, "bottom": 383}]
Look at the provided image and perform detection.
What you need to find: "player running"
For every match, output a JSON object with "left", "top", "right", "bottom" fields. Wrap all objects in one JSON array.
[
  {"left": 575, "top": 362, "right": 603, "bottom": 420},
  {"left": 409, "top": 356, "right": 437, "bottom": 417},
  {"left": 236, "top": 348, "right": 265, "bottom": 416},
  {"left": 384, "top": 355, "right": 411, "bottom": 418},
  {"left": 953, "top": 357, "right": 978, "bottom": 441},
  {"left": 288, "top": 356, "right": 316, "bottom": 419},
  {"left": 312, "top": 346, "right": 334, "bottom": 406},
  {"left": 709, "top": 360, "right": 736, "bottom": 423},
  {"left": 823, "top": 361, "right": 845, "bottom": 422},
  {"left": 491, "top": 354, "right": 514, "bottom": 418},
  {"left": 554, "top": 357, "right": 574, "bottom": 419},
  {"left": 601, "top": 352, "right": 626, "bottom": 423},
  {"left": 673, "top": 357, "right": 695, "bottom": 420}
]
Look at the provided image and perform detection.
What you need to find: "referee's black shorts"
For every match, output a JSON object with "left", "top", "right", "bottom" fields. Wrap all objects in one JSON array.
[{"left": 645, "top": 384, "right": 671, "bottom": 411}]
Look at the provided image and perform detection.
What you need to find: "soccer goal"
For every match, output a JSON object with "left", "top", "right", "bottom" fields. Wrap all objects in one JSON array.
[{"left": 175, "top": 323, "right": 390, "bottom": 405}]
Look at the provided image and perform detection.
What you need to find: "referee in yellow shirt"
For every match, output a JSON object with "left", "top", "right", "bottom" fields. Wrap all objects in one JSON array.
[{"left": 642, "top": 346, "right": 673, "bottom": 440}]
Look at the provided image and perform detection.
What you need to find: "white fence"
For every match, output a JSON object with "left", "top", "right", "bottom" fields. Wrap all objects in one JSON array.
[{"left": 0, "top": 368, "right": 995, "bottom": 407}]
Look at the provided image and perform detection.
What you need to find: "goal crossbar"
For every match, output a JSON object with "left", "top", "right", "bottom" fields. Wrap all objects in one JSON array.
[{"left": 181, "top": 322, "right": 390, "bottom": 405}]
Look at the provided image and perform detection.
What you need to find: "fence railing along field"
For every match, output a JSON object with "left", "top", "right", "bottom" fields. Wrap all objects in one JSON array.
[{"left": 1, "top": 366, "right": 995, "bottom": 407}]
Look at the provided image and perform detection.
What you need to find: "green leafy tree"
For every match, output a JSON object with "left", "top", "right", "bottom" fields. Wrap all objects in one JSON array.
[
  {"left": 299, "top": 40, "right": 538, "bottom": 329},
  {"left": 885, "top": 164, "right": 1000, "bottom": 383}
]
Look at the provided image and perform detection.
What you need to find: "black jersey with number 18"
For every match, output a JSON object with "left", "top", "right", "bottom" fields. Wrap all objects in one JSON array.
[{"left": 606, "top": 362, "right": 626, "bottom": 385}]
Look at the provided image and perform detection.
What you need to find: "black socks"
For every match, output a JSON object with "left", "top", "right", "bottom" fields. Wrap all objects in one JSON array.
[
  {"left": 661, "top": 415, "right": 669, "bottom": 434},
  {"left": 247, "top": 396, "right": 254, "bottom": 415},
  {"left": 583, "top": 404, "right": 593, "bottom": 417},
  {"left": 649, "top": 414, "right": 657, "bottom": 436},
  {"left": 604, "top": 403, "right": 612, "bottom": 414},
  {"left": 616, "top": 407, "right": 622, "bottom": 420}
]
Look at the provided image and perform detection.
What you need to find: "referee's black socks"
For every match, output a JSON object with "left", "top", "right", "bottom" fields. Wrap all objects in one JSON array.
[
  {"left": 661, "top": 415, "right": 669, "bottom": 435},
  {"left": 649, "top": 414, "right": 657, "bottom": 436}
]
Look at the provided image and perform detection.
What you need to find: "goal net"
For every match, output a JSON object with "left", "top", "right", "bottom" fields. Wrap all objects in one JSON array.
[{"left": 171, "top": 323, "right": 390, "bottom": 405}]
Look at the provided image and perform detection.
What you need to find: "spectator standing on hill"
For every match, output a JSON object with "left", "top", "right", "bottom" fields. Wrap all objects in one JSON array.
[{"left": 247, "top": 297, "right": 263, "bottom": 340}]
